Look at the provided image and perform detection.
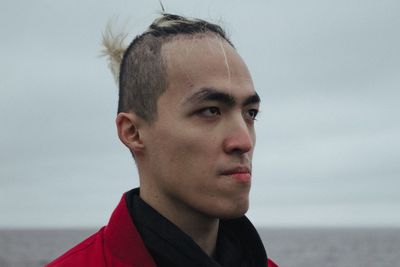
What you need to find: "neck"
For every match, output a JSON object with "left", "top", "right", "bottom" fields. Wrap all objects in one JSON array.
[
  {"left": 177, "top": 212, "right": 219, "bottom": 257},
  {"left": 139, "top": 183, "right": 219, "bottom": 256}
]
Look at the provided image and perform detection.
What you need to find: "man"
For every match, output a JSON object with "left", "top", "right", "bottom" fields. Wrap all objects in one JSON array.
[{"left": 47, "top": 13, "right": 278, "bottom": 267}]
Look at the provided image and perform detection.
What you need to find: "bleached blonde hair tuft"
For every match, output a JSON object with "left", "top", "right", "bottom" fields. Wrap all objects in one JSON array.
[{"left": 101, "top": 22, "right": 128, "bottom": 85}]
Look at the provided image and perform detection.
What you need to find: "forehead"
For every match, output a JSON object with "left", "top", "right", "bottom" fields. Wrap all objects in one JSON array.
[{"left": 160, "top": 35, "right": 255, "bottom": 100}]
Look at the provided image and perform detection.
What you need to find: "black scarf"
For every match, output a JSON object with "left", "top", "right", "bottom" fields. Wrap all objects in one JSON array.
[{"left": 126, "top": 188, "right": 267, "bottom": 267}]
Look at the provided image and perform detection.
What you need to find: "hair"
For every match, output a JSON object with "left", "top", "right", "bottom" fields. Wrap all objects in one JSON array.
[{"left": 102, "top": 13, "right": 233, "bottom": 122}]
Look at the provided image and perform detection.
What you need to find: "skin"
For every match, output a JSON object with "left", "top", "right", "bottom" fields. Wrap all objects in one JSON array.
[{"left": 116, "top": 35, "right": 259, "bottom": 256}]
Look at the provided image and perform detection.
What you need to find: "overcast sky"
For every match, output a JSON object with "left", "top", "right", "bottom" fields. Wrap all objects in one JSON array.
[{"left": 1, "top": 0, "right": 399, "bottom": 228}]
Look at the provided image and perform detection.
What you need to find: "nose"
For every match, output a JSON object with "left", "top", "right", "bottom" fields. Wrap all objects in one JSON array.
[{"left": 223, "top": 117, "right": 254, "bottom": 155}]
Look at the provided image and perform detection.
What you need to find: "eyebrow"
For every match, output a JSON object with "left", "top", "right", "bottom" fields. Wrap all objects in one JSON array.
[
  {"left": 184, "top": 88, "right": 260, "bottom": 107},
  {"left": 243, "top": 93, "right": 261, "bottom": 106}
]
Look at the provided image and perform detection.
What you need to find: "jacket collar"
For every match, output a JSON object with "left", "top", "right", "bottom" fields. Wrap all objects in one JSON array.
[
  {"left": 102, "top": 190, "right": 274, "bottom": 267},
  {"left": 103, "top": 193, "right": 157, "bottom": 267}
]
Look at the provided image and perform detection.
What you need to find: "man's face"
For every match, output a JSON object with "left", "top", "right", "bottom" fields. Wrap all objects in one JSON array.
[{"left": 141, "top": 35, "right": 259, "bottom": 219}]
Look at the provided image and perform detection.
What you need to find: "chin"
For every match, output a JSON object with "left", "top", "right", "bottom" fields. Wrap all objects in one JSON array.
[{"left": 211, "top": 200, "right": 249, "bottom": 220}]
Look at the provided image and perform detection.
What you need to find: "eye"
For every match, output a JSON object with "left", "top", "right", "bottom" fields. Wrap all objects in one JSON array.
[
  {"left": 245, "top": 109, "right": 259, "bottom": 120},
  {"left": 198, "top": 107, "right": 221, "bottom": 117}
]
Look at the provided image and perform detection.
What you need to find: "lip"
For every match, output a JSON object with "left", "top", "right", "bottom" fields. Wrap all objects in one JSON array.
[{"left": 221, "top": 166, "right": 252, "bottom": 182}]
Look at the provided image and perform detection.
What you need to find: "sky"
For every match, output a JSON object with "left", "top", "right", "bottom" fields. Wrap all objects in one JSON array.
[{"left": 1, "top": 0, "right": 399, "bottom": 228}]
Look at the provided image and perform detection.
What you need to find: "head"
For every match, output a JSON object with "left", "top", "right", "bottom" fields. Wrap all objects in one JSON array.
[{"left": 105, "top": 14, "right": 259, "bottom": 220}]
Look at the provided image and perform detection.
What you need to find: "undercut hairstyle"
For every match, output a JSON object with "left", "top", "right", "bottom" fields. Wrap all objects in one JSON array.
[{"left": 102, "top": 13, "right": 233, "bottom": 122}]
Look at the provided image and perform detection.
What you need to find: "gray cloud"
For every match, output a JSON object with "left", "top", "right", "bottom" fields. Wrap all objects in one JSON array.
[{"left": 1, "top": 0, "right": 399, "bottom": 227}]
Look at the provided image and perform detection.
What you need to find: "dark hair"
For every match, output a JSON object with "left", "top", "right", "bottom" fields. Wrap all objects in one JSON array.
[{"left": 118, "top": 13, "right": 233, "bottom": 122}]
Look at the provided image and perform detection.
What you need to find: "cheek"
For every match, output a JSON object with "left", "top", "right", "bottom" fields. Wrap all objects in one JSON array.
[
  {"left": 151, "top": 126, "right": 219, "bottom": 174},
  {"left": 166, "top": 118, "right": 217, "bottom": 149}
]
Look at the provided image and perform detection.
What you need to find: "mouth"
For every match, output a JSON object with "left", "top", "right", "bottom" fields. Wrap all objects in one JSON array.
[{"left": 220, "top": 166, "right": 252, "bottom": 183}]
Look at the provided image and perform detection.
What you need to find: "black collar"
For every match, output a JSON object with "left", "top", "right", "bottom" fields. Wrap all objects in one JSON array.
[{"left": 125, "top": 188, "right": 267, "bottom": 267}]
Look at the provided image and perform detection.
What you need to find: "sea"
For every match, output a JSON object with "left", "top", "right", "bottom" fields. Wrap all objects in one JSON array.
[{"left": 0, "top": 227, "right": 399, "bottom": 267}]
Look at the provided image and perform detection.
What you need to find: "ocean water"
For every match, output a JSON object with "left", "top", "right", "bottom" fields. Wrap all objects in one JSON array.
[
  {"left": 0, "top": 227, "right": 399, "bottom": 267},
  {"left": 261, "top": 228, "right": 400, "bottom": 267}
]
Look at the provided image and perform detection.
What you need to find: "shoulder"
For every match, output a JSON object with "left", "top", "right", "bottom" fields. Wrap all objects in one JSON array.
[
  {"left": 45, "top": 228, "right": 106, "bottom": 267},
  {"left": 268, "top": 258, "right": 279, "bottom": 267}
]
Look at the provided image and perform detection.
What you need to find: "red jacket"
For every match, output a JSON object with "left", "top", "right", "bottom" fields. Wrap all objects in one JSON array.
[{"left": 46, "top": 194, "right": 278, "bottom": 267}]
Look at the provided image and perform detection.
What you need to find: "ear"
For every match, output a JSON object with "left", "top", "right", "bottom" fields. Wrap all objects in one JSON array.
[{"left": 116, "top": 112, "right": 145, "bottom": 155}]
